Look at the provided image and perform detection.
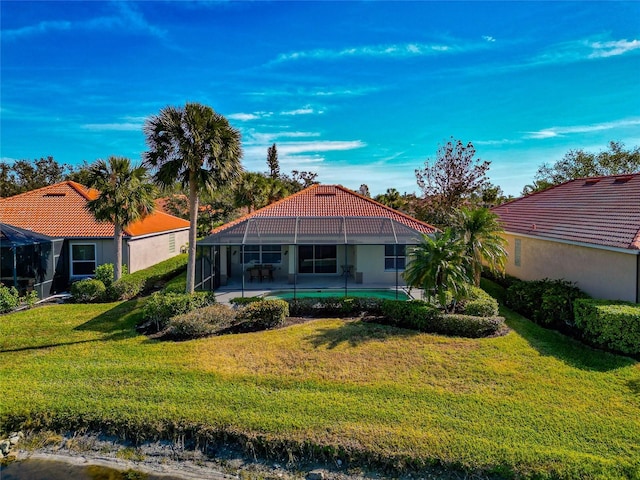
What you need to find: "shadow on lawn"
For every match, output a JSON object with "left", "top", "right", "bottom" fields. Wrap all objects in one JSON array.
[
  {"left": 305, "top": 319, "right": 417, "bottom": 349},
  {"left": 502, "top": 306, "right": 637, "bottom": 372},
  {"left": 73, "top": 298, "right": 144, "bottom": 333},
  {"left": 0, "top": 299, "right": 143, "bottom": 354}
]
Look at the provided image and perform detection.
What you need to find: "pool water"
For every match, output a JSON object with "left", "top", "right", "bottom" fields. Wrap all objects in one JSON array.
[{"left": 265, "top": 289, "right": 410, "bottom": 301}]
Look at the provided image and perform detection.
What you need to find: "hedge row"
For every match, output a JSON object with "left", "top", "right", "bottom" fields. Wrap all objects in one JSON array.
[
  {"left": 505, "top": 278, "right": 589, "bottom": 331},
  {"left": 379, "top": 300, "right": 505, "bottom": 338},
  {"left": 574, "top": 299, "right": 640, "bottom": 355},
  {"left": 71, "top": 254, "right": 188, "bottom": 303}
]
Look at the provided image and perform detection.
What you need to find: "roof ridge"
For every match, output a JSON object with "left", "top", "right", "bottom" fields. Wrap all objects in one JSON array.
[
  {"left": 209, "top": 184, "right": 321, "bottom": 235},
  {"left": 334, "top": 184, "right": 437, "bottom": 231},
  {"left": 66, "top": 180, "right": 98, "bottom": 201},
  {"left": 0, "top": 180, "right": 75, "bottom": 201}
]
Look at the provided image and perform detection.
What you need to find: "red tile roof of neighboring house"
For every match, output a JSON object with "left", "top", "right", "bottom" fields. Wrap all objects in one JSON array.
[
  {"left": 0, "top": 181, "right": 190, "bottom": 238},
  {"left": 492, "top": 173, "right": 640, "bottom": 250},
  {"left": 211, "top": 184, "right": 436, "bottom": 235}
]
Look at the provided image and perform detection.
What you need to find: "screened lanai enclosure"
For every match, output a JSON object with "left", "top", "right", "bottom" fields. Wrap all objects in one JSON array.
[
  {"left": 0, "top": 224, "right": 64, "bottom": 299},
  {"left": 195, "top": 216, "right": 427, "bottom": 297}
]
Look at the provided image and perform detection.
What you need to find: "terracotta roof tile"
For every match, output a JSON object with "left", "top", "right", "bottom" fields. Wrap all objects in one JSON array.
[
  {"left": 492, "top": 173, "right": 640, "bottom": 250},
  {"left": 211, "top": 184, "right": 436, "bottom": 235},
  {"left": 0, "top": 181, "right": 189, "bottom": 238}
]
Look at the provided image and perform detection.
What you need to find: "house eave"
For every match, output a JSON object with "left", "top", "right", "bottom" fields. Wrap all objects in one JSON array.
[{"left": 503, "top": 230, "right": 640, "bottom": 255}]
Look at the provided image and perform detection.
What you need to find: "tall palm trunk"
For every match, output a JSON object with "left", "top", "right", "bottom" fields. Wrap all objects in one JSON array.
[
  {"left": 186, "top": 171, "right": 200, "bottom": 293},
  {"left": 114, "top": 223, "right": 123, "bottom": 281}
]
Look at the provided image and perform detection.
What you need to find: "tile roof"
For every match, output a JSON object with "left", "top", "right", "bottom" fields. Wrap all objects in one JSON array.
[
  {"left": 492, "top": 173, "right": 640, "bottom": 250},
  {"left": 0, "top": 181, "right": 190, "bottom": 238},
  {"left": 211, "top": 184, "right": 436, "bottom": 235}
]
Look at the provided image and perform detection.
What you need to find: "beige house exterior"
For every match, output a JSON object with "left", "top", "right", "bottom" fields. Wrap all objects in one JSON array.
[{"left": 493, "top": 174, "right": 640, "bottom": 303}]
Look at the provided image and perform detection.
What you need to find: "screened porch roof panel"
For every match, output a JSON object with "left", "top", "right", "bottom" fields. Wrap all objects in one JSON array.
[{"left": 199, "top": 216, "right": 427, "bottom": 245}]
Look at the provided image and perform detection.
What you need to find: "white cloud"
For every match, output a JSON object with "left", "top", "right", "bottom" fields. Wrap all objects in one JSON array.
[
  {"left": 81, "top": 122, "right": 142, "bottom": 132},
  {"left": 276, "top": 141, "right": 366, "bottom": 155},
  {"left": 248, "top": 131, "right": 321, "bottom": 144},
  {"left": 2, "top": 2, "right": 165, "bottom": 41},
  {"left": 229, "top": 113, "right": 261, "bottom": 121},
  {"left": 533, "top": 37, "right": 640, "bottom": 65},
  {"left": 525, "top": 118, "right": 640, "bottom": 139},
  {"left": 588, "top": 39, "right": 640, "bottom": 58},
  {"left": 482, "top": 35, "right": 496, "bottom": 43},
  {"left": 273, "top": 41, "right": 476, "bottom": 63},
  {"left": 280, "top": 107, "right": 318, "bottom": 116}
]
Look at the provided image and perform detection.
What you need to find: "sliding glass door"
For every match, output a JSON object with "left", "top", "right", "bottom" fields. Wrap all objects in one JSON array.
[{"left": 298, "top": 245, "right": 337, "bottom": 274}]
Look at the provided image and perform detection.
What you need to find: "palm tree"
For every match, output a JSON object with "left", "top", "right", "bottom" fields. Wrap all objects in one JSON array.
[
  {"left": 143, "top": 103, "right": 243, "bottom": 293},
  {"left": 403, "top": 230, "right": 470, "bottom": 309},
  {"left": 85, "top": 157, "right": 156, "bottom": 281},
  {"left": 451, "top": 207, "right": 507, "bottom": 286}
]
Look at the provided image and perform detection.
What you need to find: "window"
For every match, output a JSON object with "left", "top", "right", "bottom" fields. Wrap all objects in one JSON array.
[
  {"left": 242, "top": 245, "right": 281, "bottom": 264},
  {"left": 385, "top": 244, "right": 406, "bottom": 271},
  {"left": 298, "top": 245, "right": 337, "bottom": 274},
  {"left": 71, "top": 244, "right": 96, "bottom": 276},
  {"left": 514, "top": 239, "right": 521, "bottom": 267}
]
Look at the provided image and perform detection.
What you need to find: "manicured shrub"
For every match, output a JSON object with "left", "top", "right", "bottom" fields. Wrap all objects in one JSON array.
[
  {"left": 94, "top": 263, "right": 128, "bottom": 289},
  {"left": 482, "top": 267, "right": 519, "bottom": 289},
  {"left": 142, "top": 291, "right": 215, "bottom": 332},
  {"left": 380, "top": 300, "right": 440, "bottom": 330},
  {"left": 0, "top": 284, "right": 21, "bottom": 313},
  {"left": 71, "top": 278, "right": 106, "bottom": 303},
  {"left": 166, "top": 304, "right": 237, "bottom": 339},
  {"left": 457, "top": 286, "right": 499, "bottom": 317},
  {"left": 107, "top": 275, "right": 146, "bottom": 301},
  {"left": 506, "top": 278, "right": 588, "bottom": 329},
  {"left": 435, "top": 314, "right": 505, "bottom": 338},
  {"left": 105, "top": 254, "right": 189, "bottom": 301},
  {"left": 574, "top": 299, "right": 640, "bottom": 355},
  {"left": 237, "top": 299, "right": 289, "bottom": 331},
  {"left": 286, "top": 296, "right": 385, "bottom": 317},
  {"left": 230, "top": 296, "right": 263, "bottom": 306},
  {"left": 378, "top": 299, "right": 503, "bottom": 337}
]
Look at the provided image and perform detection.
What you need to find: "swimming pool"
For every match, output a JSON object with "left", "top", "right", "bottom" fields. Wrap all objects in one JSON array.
[{"left": 264, "top": 289, "right": 410, "bottom": 301}]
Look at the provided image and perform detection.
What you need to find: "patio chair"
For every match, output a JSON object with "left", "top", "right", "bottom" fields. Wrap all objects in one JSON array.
[
  {"left": 260, "top": 267, "right": 274, "bottom": 282},
  {"left": 249, "top": 267, "right": 261, "bottom": 283}
]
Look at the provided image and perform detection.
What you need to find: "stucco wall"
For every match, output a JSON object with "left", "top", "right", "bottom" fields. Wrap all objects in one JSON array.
[
  {"left": 503, "top": 233, "right": 639, "bottom": 302},
  {"left": 126, "top": 229, "right": 189, "bottom": 273},
  {"left": 353, "top": 245, "right": 408, "bottom": 285}
]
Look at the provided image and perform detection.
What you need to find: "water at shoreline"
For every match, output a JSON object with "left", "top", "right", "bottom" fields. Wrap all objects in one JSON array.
[{"left": 1, "top": 458, "right": 187, "bottom": 480}]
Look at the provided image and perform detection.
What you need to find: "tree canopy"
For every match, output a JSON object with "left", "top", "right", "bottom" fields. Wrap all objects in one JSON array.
[
  {"left": 415, "top": 138, "right": 491, "bottom": 226},
  {"left": 85, "top": 157, "right": 156, "bottom": 281},
  {"left": 527, "top": 141, "right": 640, "bottom": 194},
  {"left": 144, "top": 102, "right": 243, "bottom": 293}
]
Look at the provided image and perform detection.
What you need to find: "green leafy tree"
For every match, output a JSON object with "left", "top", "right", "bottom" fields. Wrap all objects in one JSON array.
[
  {"left": 403, "top": 230, "right": 470, "bottom": 310},
  {"left": 451, "top": 207, "right": 507, "bottom": 286},
  {"left": 1, "top": 156, "right": 72, "bottom": 197},
  {"left": 415, "top": 138, "right": 490, "bottom": 227},
  {"left": 374, "top": 188, "right": 406, "bottom": 210},
  {"left": 234, "top": 172, "right": 269, "bottom": 212},
  {"left": 85, "top": 157, "right": 156, "bottom": 281},
  {"left": 143, "top": 102, "right": 243, "bottom": 293},
  {"left": 533, "top": 141, "right": 640, "bottom": 189}
]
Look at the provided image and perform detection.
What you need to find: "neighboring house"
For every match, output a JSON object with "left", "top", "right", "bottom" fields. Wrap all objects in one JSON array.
[
  {"left": 492, "top": 173, "right": 640, "bottom": 303},
  {"left": 0, "top": 181, "right": 190, "bottom": 297},
  {"left": 196, "top": 184, "right": 437, "bottom": 292}
]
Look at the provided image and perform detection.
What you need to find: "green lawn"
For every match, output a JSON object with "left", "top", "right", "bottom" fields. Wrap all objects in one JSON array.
[{"left": 1, "top": 296, "right": 639, "bottom": 479}]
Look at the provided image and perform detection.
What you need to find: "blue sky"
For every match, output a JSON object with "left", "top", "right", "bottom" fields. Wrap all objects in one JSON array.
[{"left": 1, "top": 1, "right": 639, "bottom": 197}]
